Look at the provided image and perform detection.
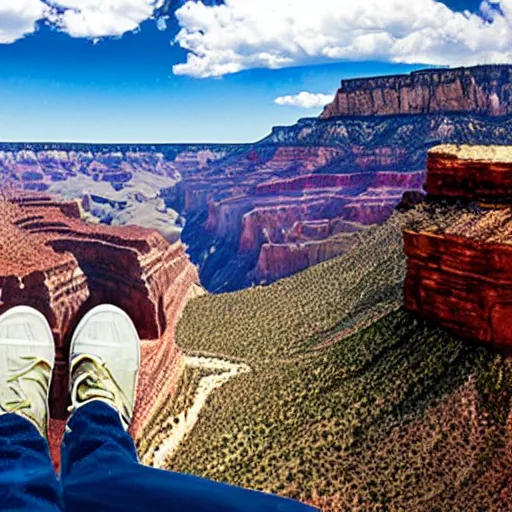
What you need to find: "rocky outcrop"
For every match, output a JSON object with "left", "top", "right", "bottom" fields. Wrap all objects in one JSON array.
[
  {"left": 321, "top": 65, "right": 512, "bottom": 118},
  {"left": 425, "top": 144, "right": 512, "bottom": 200},
  {"left": 404, "top": 146, "right": 512, "bottom": 349},
  {"left": 255, "top": 236, "right": 358, "bottom": 282},
  {"left": 0, "top": 194, "right": 200, "bottom": 464},
  {"left": 404, "top": 229, "right": 512, "bottom": 349}
]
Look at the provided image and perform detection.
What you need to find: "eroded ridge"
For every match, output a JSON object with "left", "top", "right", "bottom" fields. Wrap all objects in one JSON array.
[{"left": 0, "top": 193, "right": 201, "bottom": 459}]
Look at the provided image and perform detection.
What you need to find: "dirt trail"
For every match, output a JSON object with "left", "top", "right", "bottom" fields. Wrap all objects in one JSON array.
[{"left": 152, "top": 355, "right": 250, "bottom": 469}]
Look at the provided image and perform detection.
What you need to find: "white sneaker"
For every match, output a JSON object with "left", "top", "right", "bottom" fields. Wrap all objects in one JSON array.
[
  {"left": 0, "top": 306, "right": 55, "bottom": 438},
  {"left": 69, "top": 305, "right": 140, "bottom": 430}
]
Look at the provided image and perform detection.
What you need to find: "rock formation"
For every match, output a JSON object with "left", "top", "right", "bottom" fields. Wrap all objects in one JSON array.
[
  {"left": 426, "top": 144, "right": 512, "bottom": 200},
  {"left": 178, "top": 109, "right": 512, "bottom": 292},
  {"left": 0, "top": 193, "right": 200, "bottom": 464},
  {"left": 321, "top": 65, "right": 512, "bottom": 118},
  {"left": 404, "top": 145, "right": 512, "bottom": 349},
  {"left": 2, "top": 66, "right": 512, "bottom": 293}
]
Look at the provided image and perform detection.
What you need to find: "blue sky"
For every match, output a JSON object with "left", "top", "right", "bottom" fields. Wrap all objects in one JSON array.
[{"left": 0, "top": 0, "right": 507, "bottom": 144}]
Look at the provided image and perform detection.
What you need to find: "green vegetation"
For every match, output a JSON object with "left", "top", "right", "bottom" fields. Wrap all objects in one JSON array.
[
  {"left": 177, "top": 204, "right": 464, "bottom": 361},
  {"left": 144, "top": 203, "right": 512, "bottom": 511}
]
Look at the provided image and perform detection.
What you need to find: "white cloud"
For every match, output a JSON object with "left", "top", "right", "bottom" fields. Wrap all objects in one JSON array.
[
  {"left": 0, "top": 0, "right": 48, "bottom": 43},
  {"left": 173, "top": 0, "right": 512, "bottom": 78},
  {"left": 46, "top": 0, "right": 164, "bottom": 38},
  {"left": 275, "top": 91, "right": 334, "bottom": 109},
  {"left": 0, "top": 0, "right": 164, "bottom": 42}
]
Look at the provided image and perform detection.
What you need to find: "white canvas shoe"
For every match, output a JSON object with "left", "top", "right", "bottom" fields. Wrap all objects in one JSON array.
[
  {"left": 0, "top": 306, "right": 55, "bottom": 438},
  {"left": 68, "top": 305, "right": 140, "bottom": 430}
]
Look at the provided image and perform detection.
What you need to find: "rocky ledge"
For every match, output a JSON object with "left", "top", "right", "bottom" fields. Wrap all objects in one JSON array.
[
  {"left": 404, "top": 146, "right": 512, "bottom": 349},
  {"left": 426, "top": 144, "right": 512, "bottom": 200},
  {"left": 0, "top": 194, "right": 200, "bottom": 463}
]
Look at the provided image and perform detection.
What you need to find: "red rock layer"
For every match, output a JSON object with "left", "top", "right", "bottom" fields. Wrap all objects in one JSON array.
[
  {"left": 321, "top": 65, "right": 512, "bottom": 118},
  {"left": 204, "top": 172, "right": 423, "bottom": 252},
  {"left": 255, "top": 236, "right": 358, "bottom": 282},
  {"left": 403, "top": 230, "right": 512, "bottom": 348},
  {"left": 425, "top": 145, "right": 512, "bottom": 199},
  {"left": 0, "top": 194, "right": 200, "bottom": 464}
]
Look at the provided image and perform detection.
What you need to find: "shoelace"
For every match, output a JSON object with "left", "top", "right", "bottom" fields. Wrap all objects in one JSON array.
[
  {"left": 1, "top": 356, "right": 50, "bottom": 414},
  {"left": 68, "top": 355, "right": 126, "bottom": 415}
]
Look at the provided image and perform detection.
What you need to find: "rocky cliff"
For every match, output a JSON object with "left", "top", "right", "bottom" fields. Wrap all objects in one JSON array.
[
  {"left": 321, "top": 65, "right": 512, "bottom": 118},
  {"left": 0, "top": 193, "right": 200, "bottom": 464},
  {"left": 178, "top": 110, "right": 512, "bottom": 291},
  {"left": 426, "top": 144, "right": 512, "bottom": 200},
  {"left": 404, "top": 145, "right": 512, "bottom": 349}
]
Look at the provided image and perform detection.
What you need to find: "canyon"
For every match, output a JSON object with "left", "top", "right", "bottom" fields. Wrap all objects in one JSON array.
[
  {"left": 0, "top": 193, "right": 201, "bottom": 465},
  {"left": 404, "top": 145, "right": 512, "bottom": 349},
  {"left": 177, "top": 112, "right": 512, "bottom": 291},
  {"left": 1, "top": 65, "right": 512, "bottom": 293}
]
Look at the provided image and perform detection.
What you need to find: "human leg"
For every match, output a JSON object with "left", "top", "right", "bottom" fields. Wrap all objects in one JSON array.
[
  {"left": 61, "top": 304, "right": 316, "bottom": 512},
  {"left": 0, "top": 306, "right": 63, "bottom": 511},
  {"left": 62, "top": 400, "right": 316, "bottom": 512}
]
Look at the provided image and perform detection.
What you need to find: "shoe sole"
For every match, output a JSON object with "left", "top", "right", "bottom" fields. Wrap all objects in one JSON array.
[
  {"left": 0, "top": 306, "right": 55, "bottom": 435},
  {"left": 70, "top": 304, "right": 140, "bottom": 406}
]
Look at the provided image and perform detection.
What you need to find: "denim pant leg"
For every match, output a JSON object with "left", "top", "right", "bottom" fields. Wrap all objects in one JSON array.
[
  {"left": 0, "top": 413, "right": 63, "bottom": 511},
  {"left": 60, "top": 400, "right": 317, "bottom": 512}
]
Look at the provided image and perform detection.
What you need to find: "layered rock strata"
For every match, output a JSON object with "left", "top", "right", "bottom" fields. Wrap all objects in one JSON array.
[
  {"left": 426, "top": 144, "right": 512, "bottom": 200},
  {"left": 404, "top": 146, "right": 512, "bottom": 349},
  {"left": 0, "top": 194, "right": 200, "bottom": 460},
  {"left": 321, "top": 65, "right": 512, "bottom": 118},
  {"left": 179, "top": 111, "right": 512, "bottom": 291}
]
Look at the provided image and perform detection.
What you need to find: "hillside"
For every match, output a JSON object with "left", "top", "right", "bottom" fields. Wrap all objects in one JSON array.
[{"left": 136, "top": 198, "right": 512, "bottom": 511}]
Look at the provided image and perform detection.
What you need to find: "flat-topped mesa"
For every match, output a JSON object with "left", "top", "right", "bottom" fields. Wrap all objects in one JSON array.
[
  {"left": 425, "top": 144, "right": 512, "bottom": 200},
  {"left": 321, "top": 65, "right": 512, "bottom": 118},
  {"left": 0, "top": 194, "right": 201, "bottom": 461}
]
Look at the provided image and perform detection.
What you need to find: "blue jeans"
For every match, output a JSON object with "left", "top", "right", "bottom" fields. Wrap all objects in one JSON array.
[{"left": 0, "top": 401, "right": 316, "bottom": 511}]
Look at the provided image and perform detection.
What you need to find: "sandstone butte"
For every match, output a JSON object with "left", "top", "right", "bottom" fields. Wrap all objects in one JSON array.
[
  {"left": 404, "top": 145, "right": 512, "bottom": 350},
  {"left": 0, "top": 194, "right": 200, "bottom": 467},
  {"left": 321, "top": 65, "right": 512, "bottom": 118}
]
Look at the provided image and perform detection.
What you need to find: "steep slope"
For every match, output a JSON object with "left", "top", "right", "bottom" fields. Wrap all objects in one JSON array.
[
  {"left": 0, "top": 193, "right": 201, "bottom": 464},
  {"left": 144, "top": 146, "right": 512, "bottom": 510},
  {"left": 161, "top": 200, "right": 512, "bottom": 511}
]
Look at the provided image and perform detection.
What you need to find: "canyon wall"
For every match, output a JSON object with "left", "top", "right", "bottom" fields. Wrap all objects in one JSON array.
[
  {"left": 404, "top": 230, "right": 512, "bottom": 348},
  {"left": 404, "top": 145, "right": 512, "bottom": 349},
  {"left": 426, "top": 144, "right": 512, "bottom": 199},
  {"left": 321, "top": 65, "right": 512, "bottom": 118},
  {"left": 0, "top": 194, "right": 200, "bottom": 463},
  {"left": 179, "top": 110, "right": 512, "bottom": 292}
]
